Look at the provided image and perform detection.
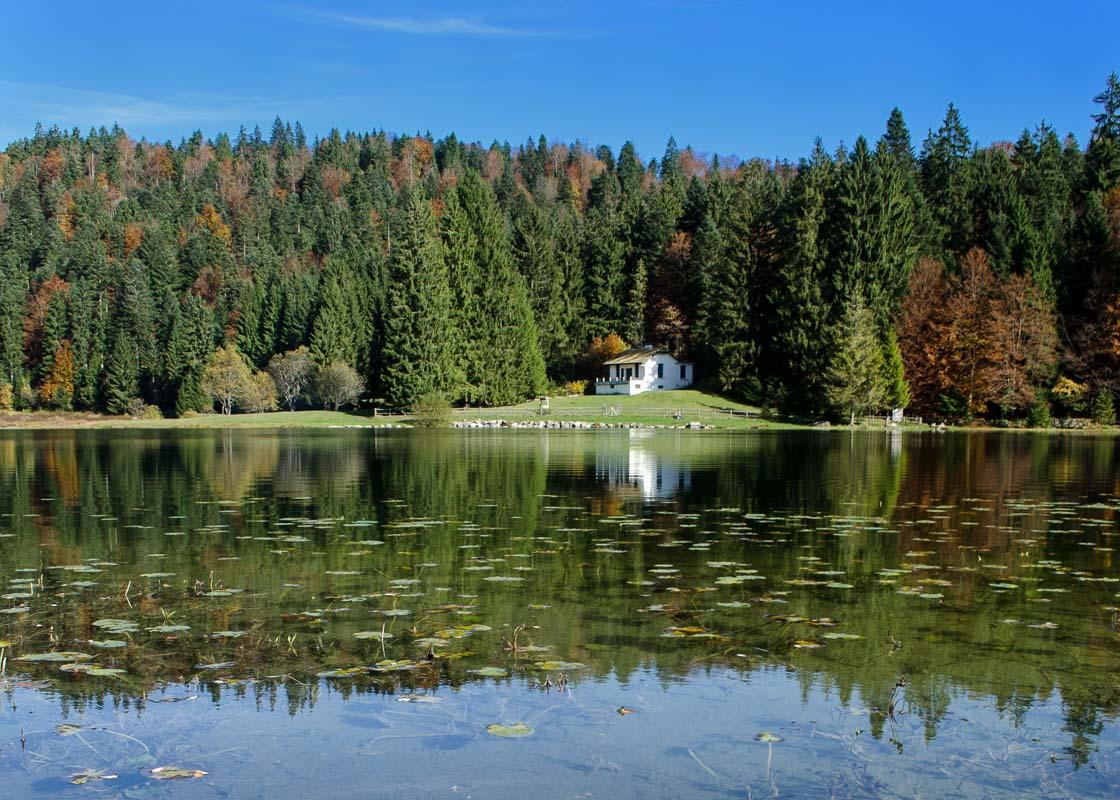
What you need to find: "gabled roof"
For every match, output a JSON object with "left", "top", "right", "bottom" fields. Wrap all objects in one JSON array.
[{"left": 603, "top": 347, "right": 672, "bottom": 366}]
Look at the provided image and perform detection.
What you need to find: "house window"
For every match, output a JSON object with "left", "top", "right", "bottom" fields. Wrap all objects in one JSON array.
[
  {"left": 657, "top": 363, "right": 664, "bottom": 379},
  {"left": 680, "top": 364, "right": 687, "bottom": 380}
]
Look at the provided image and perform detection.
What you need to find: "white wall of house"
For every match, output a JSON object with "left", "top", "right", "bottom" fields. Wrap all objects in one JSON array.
[{"left": 595, "top": 354, "right": 694, "bottom": 395}]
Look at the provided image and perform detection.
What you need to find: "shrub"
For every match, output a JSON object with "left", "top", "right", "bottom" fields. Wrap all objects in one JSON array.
[
  {"left": 17, "top": 381, "right": 36, "bottom": 410},
  {"left": 411, "top": 393, "right": 452, "bottom": 428},
  {"left": 125, "top": 397, "right": 147, "bottom": 418},
  {"left": 179, "top": 410, "right": 200, "bottom": 419},
  {"left": 1026, "top": 399, "right": 1051, "bottom": 429},
  {"left": 1091, "top": 390, "right": 1116, "bottom": 425},
  {"left": 142, "top": 404, "right": 163, "bottom": 420},
  {"left": 562, "top": 380, "right": 588, "bottom": 396},
  {"left": 0, "top": 382, "right": 12, "bottom": 411}
]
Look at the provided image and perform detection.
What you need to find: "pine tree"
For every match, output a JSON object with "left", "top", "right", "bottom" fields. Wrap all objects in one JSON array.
[
  {"left": 920, "top": 103, "right": 974, "bottom": 255},
  {"left": 451, "top": 171, "right": 545, "bottom": 405},
  {"left": 309, "top": 267, "right": 356, "bottom": 367},
  {"left": 623, "top": 258, "right": 647, "bottom": 344},
  {"left": 381, "top": 194, "right": 460, "bottom": 408},
  {"left": 766, "top": 142, "right": 833, "bottom": 409},
  {"left": 881, "top": 329, "right": 911, "bottom": 410},
  {"left": 1087, "top": 72, "right": 1120, "bottom": 190},
  {"left": 826, "top": 294, "right": 888, "bottom": 424},
  {"left": 581, "top": 206, "right": 628, "bottom": 339},
  {"left": 103, "top": 335, "right": 138, "bottom": 415}
]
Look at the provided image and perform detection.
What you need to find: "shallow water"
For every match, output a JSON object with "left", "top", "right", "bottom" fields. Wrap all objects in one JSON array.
[{"left": 0, "top": 428, "right": 1118, "bottom": 798}]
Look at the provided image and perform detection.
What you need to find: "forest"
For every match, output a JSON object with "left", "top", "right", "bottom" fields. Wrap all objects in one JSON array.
[{"left": 0, "top": 73, "right": 1118, "bottom": 423}]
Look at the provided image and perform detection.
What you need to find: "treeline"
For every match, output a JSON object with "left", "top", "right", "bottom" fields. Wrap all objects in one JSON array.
[{"left": 1, "top": 73, "right": 1119, "bottom": 421}]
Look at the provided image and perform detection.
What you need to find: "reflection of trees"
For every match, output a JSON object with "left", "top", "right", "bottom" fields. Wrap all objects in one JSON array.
[{"left": 1, "top": 429, "right": 1120, "bottom": 762}]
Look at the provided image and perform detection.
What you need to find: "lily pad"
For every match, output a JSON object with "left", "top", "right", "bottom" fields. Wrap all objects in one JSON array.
[
  {"left": 71, "top": 769, "right": 118, "bottom": 785},
  {"left": 468, "top": 667, "right": 509, "bottom": 677},
  {"left": 486, "top": 722, "right": 534, "bottom": 738},
  {"left": 317, "top": 667, "right": 367, "bottom": 679},
  {"left": 535, "top": 660, "right": 588, "bottom": 671},
  {"left": 150, "top": 766, "right": 209, "bottom": 780}
]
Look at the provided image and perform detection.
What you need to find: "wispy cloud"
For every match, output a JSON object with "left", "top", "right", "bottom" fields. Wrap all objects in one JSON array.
[
  {"left": 318, "top": 12, "right": 537, "bottom": 36},
  {"left": 0, "top": 81, "right": 278, "bottom": 128},
  {"left": 0, "top": 81, "right": 329, "bottom": 145}
]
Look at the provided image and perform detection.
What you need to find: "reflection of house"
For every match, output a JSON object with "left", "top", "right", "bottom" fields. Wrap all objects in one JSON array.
[
  {"left": 594, "top": 433, "right": 692, "bottom": 499},
  {"left": 595, "top": 347, "right": 693, "bottom": 395}
]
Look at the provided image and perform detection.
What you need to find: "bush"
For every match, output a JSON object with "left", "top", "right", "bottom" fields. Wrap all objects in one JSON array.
[
  {"left": 1091, "top": 390, "right": 1116, "bottom": 425},
  {"left": 179, "top": 410, "right": 200, "bottom": 419},
  {"left": 1027, "top": 399, "right": 1051, "bottom": 429},
  {"left": 125, "top": 397, "right": 147, "bottom": 418},
  {"left": 411, "top": 393, "right": 452, "bottom": 428},
  {"left": 0, "top": 382, "right": 12, "bottom": 411},
  {"left": 142, "top": 404, "right": 163, "bottom": 420},
  {"left": 17, "top": 381, "right": 36, "bottom": 410},
  {"left": 562, "top": 380, "right": 588, "bottom": 396}
]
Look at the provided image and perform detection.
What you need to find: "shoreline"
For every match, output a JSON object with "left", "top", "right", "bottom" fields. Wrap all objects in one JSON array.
[{"left": 0, "top": 409, "right": 1117, "bottom": 435}]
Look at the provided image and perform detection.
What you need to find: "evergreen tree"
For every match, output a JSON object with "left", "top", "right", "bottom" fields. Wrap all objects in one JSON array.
[
  {"left": 103, "top": 334, "right": 138, "bottom": 415},
  {"left": 920, "top": 103, "right": 973, "bottom": 255},
  {"left": 1087, "top": 72, "right": 1120, "bottom": 190},
  {"left": 826, "top": 294, "right": 888, "bottom": 424},
  {"left": 381, "top": 194, "right": 460, "bottom": 408},
  {"left": 766, "top": 142, "right": 833, "bottom": 410},
  {"left": 310, "top": 267, "right": 357, "bottom": 367}
]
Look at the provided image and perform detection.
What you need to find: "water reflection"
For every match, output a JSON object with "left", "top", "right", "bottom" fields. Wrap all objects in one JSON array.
[
  {"left": 594, "top": 430, "right": 692, "bottom": 499},
  {"left": 0, "top": 429, "right": 1119, "bottom": 797}
]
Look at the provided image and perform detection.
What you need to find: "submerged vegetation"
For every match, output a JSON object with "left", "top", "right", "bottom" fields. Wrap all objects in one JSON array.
[{"left": 1, "top": 429, "right": 1120, "bottom": 795}]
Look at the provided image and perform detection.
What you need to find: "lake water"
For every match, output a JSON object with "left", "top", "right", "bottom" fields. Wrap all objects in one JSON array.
[{"left": 1, "top": 429, "right": 1119, "bottom": 798}]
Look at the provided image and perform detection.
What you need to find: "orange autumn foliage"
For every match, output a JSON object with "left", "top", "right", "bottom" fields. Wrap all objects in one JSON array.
[
  {"left": 898, "top": 249, "right": 1057, "bottom": 416},
  {"left": 23, "top": 276, "right": 70, "bottom": 364},
  {"left": 123, "top": 223, "right": 143, "bottom": 257}
]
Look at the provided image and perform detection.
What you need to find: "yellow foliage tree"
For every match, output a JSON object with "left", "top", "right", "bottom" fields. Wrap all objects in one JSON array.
[
  {"left": 196, "top": 203, "right": 232, "bottom": 248},
  {"left": 39, "top": 341, "right": 75, "bottom": 409}
]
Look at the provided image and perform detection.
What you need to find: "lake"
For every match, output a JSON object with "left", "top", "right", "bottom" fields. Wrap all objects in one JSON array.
[{"left": 0, "top": 428, "right": 1119, "bottom": 798}]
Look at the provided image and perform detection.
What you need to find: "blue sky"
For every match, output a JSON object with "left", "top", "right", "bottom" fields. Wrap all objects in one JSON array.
[{"left": 1, "top": 1, "right": 1117, "bottom": 162}]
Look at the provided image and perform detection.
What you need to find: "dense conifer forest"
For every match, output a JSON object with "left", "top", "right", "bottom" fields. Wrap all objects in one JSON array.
[{"left": 1, "top": 73, "right": 1118, "bottom": 422}]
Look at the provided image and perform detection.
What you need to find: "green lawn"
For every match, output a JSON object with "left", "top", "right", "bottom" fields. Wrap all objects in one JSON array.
[
  {"left": 0, "top": 390, "right": 789, "bottom": 430},
  {"left": 450, "top": 389, "right": 784, "bottom": 428}
]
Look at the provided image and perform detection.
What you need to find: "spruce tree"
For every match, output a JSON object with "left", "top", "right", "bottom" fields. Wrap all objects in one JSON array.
[
  {"left": 452, "top": 171, "right": 545, "bottom": 405},
  {"left": 1087, "top": 72, "right": 1120, "bottom": 190},
  {"left": 766, "top": 142, "right": 833, "bottom": 410},
  {"left": 825, "top": 294, "right": 887, "bottom": 424},
  {"left": 103, "top": 335, "right": 138, "bottom": 415},
  {"left": 381, "top": 194, "right": 460, "bottom": 408},
  {"left": 310, "top": 267, "right": 356, "bottom": 367}
]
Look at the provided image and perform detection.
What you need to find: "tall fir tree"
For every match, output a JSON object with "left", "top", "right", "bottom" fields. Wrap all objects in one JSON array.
[{"left": 381, "top": 194, "right": 461, "bottom": 407}]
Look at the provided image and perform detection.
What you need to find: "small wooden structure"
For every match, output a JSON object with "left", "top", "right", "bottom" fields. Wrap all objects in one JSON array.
[{"left": 538, "top": 396, "right": 551, "bottom": 416}]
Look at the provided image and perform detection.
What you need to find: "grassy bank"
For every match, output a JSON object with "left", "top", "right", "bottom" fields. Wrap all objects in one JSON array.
[
  {"left": 0, "top": 390, "right": 792, "bottom": 431},
  {"left": 1, "top": 391, "right": 1114, "bottom": 433}
]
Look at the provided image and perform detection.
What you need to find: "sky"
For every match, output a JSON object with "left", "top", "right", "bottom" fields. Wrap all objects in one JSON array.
[{"left": 1, "top": 1, "right": 1117, "bottom": 162}]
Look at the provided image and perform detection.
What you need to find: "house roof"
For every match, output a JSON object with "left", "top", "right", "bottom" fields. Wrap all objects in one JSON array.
[{"left": 603, "top": 348, "right": 669, "bottom": 366}]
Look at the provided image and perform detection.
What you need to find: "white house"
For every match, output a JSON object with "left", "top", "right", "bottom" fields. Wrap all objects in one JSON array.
[{"left": 595, "top": 347, "right": 693, "bottom": 395}]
